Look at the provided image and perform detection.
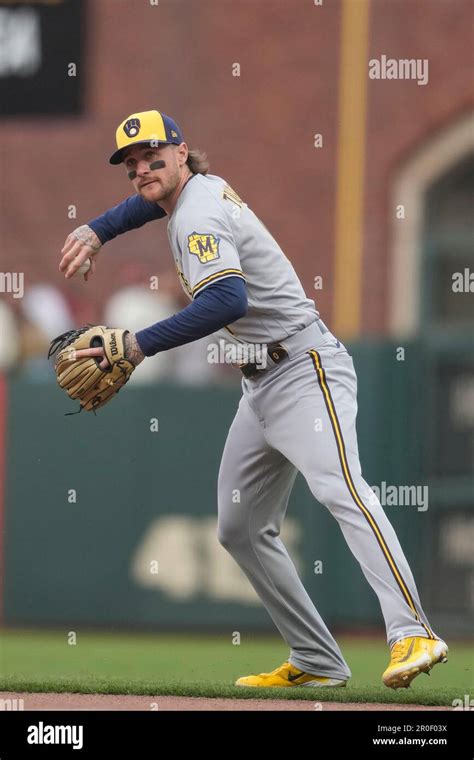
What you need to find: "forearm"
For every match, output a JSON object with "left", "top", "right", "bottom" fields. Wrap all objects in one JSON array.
[
  {"left": 124, "top": 332, "right": 145, "bottom": 366},
  {"left": 135, "top": 277, "right": 248, "bottom": 357},
  {"left": 88, "top": 194, "right": 166, "bottom": 245}
]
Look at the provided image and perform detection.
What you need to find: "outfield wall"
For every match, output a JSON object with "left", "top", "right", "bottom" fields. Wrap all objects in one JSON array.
[{"left": 2, "top": 342, "right": 472, "bottom": 636}]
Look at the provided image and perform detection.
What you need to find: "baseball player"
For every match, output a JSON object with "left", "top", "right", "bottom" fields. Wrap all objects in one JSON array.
[{"left": 59, "top": 109, "right": 448, "bottom": 689}]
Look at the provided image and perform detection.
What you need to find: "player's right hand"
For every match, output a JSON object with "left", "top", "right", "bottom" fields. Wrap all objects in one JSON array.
[{"left": 59, "top": 224, "right": 102, "bottom": 281}]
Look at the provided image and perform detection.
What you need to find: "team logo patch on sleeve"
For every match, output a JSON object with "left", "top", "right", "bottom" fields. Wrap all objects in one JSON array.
[{"left": 187, "top": 232, "right": 220, "bottom": 263}]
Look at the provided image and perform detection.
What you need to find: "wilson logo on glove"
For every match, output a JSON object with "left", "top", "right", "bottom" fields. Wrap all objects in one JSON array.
[
  {"left": 48, "top": 325, "right": 135, "bottom": 414},
  {"left": 109, "top": 332, "right": 119, "bottom": 357}
]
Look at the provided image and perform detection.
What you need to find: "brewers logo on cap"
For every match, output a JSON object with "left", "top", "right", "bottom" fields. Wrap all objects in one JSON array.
[
  {"left": 109, "top": 110, "right": 184, "bottom": 165},
  {"left": 123, "top": 118, "right": 141, "bottom": 138}
]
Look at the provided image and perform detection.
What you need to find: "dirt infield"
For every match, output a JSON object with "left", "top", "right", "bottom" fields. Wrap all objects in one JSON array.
[{"left": 0, "top": 692, "right": 450, "bottom": 711}]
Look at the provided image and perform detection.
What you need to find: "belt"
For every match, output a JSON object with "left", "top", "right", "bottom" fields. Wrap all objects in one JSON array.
[
  {"left": 239, "top": 319, "right": 329, "bottom": 379},
  {"left": 239, "top": 342, "right": 288, "bottom": 378}
]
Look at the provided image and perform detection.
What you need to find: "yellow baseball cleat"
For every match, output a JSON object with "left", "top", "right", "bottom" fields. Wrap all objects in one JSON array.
[
  {"left": 235, "top": 661, "right": 348, "bottom": 688},
  {"left": 383, "top": 636, "right": 449, "bottom": 689}
]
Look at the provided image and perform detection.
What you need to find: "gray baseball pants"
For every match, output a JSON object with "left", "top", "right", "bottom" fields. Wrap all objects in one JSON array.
[{"left": 217, "top": 320, "right": 437, "bottom": 679}]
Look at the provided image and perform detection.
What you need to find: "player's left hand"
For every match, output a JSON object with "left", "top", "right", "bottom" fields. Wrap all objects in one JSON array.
[
  {"left": 72, "top": 333, "right": 145, "bottom": 370},
  {"left": 72, "top": 346, "right": 111, "bottom": 370},
  {"left": 48, "top": 327, "right": 145, "bottom": 413}
]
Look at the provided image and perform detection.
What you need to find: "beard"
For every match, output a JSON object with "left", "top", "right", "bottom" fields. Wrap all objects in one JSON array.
[{"left": 138, "top": 167, "right": 180, "bottom": 203}]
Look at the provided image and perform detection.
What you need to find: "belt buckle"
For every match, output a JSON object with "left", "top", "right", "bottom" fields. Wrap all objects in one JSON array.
[
  {"left": 267, "top": 343, "right": 288, "bottom": 364},
  {"left": 239, "top": 341, "right": 289, "bottom": 379}
]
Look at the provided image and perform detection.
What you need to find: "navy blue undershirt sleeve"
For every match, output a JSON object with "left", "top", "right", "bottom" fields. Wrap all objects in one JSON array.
[
  {"left": 135, "top": 276, "right": 248, "bottom": 357},
  {"left": 88, "top": 195, "right": 166, "bottom": 245}
]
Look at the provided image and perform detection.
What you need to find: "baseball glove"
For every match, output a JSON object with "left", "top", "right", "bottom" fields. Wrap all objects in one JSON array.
[{"left": 48, "top": 325, "right": 135, "bottom": 413}]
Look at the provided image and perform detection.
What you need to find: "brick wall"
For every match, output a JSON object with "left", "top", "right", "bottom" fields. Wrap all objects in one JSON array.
[{"left": 0, "top": 0, "right": 471, "bottom": 332}]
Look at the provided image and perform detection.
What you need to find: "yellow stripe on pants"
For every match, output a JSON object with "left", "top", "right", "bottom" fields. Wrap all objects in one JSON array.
[{"left": 308, "top": 349, "right": 435, "bottom": 640}]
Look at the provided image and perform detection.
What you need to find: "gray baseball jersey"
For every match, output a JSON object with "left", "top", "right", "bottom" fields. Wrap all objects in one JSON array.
[{"left": 166, "top": 173, "right": 319, "bottom": 345}]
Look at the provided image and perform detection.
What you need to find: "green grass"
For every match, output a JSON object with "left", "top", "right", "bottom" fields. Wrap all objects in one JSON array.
[{"left": 0, "top": 629, "right": 472, "bottom": 706}]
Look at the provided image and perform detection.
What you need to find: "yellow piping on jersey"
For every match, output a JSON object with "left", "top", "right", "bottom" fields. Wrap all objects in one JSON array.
[
  {"left": 222, "top": 184, "right": 244, "bottom": 208},
  {"left": 308, "top": 349, "right": 436, "bottom": 640},
  {"left": 192, "top": 269, "right": 245, "bottom": 296}
]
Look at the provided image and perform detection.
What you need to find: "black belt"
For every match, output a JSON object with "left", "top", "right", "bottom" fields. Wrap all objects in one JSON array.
[{"left": 239, "top": 342, "right": 288, "bottom": 379}]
